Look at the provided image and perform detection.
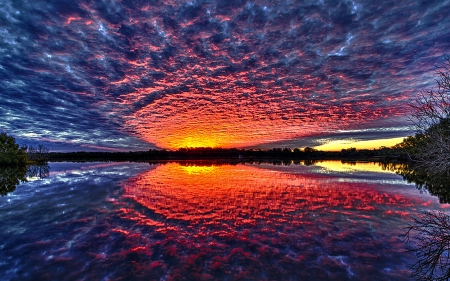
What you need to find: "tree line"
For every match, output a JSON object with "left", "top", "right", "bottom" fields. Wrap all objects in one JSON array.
[
  {"left": 0, "top": 132, "right": 49, "bottom": 166},
  {"left": 45, "top": 146, "right": 403, "bottom": 162},
  {"left": 393, "top": 55, "right": 450, "bottom": 176}
]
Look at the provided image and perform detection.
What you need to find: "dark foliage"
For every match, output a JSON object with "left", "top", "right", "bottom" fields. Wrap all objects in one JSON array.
[
  {"left": 404, "top": 55, "right": 450, "bottom": 175},
  {"left": 0, "top": 132, "right": 27, "bottom": 165}
]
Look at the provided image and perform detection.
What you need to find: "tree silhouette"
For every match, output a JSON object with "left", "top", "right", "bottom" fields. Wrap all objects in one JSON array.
[
  {"left": 407, "top": 55, "right": 450, "bottom": 175},
  {"left": 0, "top": 133, "right": 27, "bottom": 165},
  {"left": 26, "top": 144, "right": 49, "bottom": 162}
]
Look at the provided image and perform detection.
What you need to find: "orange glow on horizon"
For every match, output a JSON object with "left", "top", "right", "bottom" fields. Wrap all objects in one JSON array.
[
  {"left": 313, "top": 137, "right": 405, "bottom": 151},
  {"left": 124, "top": 90, "right": 370, "bottom": 149},
  {"left": 121, "top": 78, "right": 405, "bottom": 149},
  {"left": 166, "top": 129, "right": 231, "bottom": 149},
  {"left": 127, "top": 99, "right": 309, "bottom": 149}
]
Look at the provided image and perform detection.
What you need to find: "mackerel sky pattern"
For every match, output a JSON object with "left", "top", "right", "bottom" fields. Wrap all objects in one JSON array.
[{"left": 1, "top": 0, "right": 450, "bottom": 150}]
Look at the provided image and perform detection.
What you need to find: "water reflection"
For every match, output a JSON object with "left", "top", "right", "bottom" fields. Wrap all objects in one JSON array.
[
  {"left": 26, "top": 164, "right": 50, "bottom": 179},
  {"left": 119, "top": 162, "right": 445, "bottom": 280},
  {"left": 124, "top": 162, "right": 408, "bottom": 224},
  {"left": 0, "top": 164, "right": 49, "bottom": 196},
  {"left": 0, "top": 165, "right": 27, "bottom": 196},
  {"left": 316, "top": 160, "right": 397, "bottom": 173},
  {"left": 383, "top": 162, "right": 450, "bottom": 204},
  {"left": 0, "top": 161, "right": 448, "bottom": 280}
]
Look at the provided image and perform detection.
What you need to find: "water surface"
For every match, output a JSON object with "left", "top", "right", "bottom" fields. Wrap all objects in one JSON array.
[{"left": 0, "top": 161, "right": 448, "bottom": 280}]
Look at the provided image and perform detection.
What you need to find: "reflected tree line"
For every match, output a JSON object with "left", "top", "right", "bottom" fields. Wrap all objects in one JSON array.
[
  {"left": 0, "top": 164, "right": 49, "bottom": 196},
  {"left": 3, "top": 158, "right": 447, "bottom": 202},
  {"left": 382, "top": 162, "right": 450, "bottom": 204},
  {"left": 395, "top": 162, "right": 450, "bottom": 281}
]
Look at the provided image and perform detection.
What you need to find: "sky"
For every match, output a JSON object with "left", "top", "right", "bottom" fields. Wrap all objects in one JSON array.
[{"left": 1, "top": 0, "right": 450, "bottom": 151}]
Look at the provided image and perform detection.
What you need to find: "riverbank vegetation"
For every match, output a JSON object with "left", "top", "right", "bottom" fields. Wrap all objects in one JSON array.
[
  {"left": 394, "top": 55, "right": 450, "bottom": 176},
  {"left": 0, "top": 132, "right": 27, "bottom": 165},
  {"left": 398, "top": 56, "right": 450, "bottom": 281},
  {"left": 0, "top": 133, "right": 49, "bottom": 166}
]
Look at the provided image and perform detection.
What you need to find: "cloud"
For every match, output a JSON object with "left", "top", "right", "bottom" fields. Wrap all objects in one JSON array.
[{"left": 1, "top": 0, "right": 450, "bottom": 150}]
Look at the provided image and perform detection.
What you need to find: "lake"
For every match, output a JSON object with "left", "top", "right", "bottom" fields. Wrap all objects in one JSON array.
[{"left": 0, "top": 161, "right": 448, "bottom": 280}]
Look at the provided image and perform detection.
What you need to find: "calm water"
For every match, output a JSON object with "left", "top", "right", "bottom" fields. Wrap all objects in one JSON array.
[{"left": 0, "top": 161, "right": 448, "bottom": 280}]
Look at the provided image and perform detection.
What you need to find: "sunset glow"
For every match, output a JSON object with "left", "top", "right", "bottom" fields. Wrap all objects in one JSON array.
[
  {"left": 2, "top": 0, "right": 450, "bottom": 150},
  {"left": 313, "top": 137, "right": 405, "bottom": 151},
  {"left": 125, "top": 88, "right": 348, "bottom": 148}
]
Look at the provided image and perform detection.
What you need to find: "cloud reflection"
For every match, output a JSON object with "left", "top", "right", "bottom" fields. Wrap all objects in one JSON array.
[{"left": 0, "top": 161, "right": 448, "bottom": 280}]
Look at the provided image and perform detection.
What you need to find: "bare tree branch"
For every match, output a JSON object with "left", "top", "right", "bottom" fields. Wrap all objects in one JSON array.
[
  {"left": 405, "top": 211, "right": 450, "bottom": 281},
  {"left": 408, "top": 55, "right": 450, "bottom": 175}
]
